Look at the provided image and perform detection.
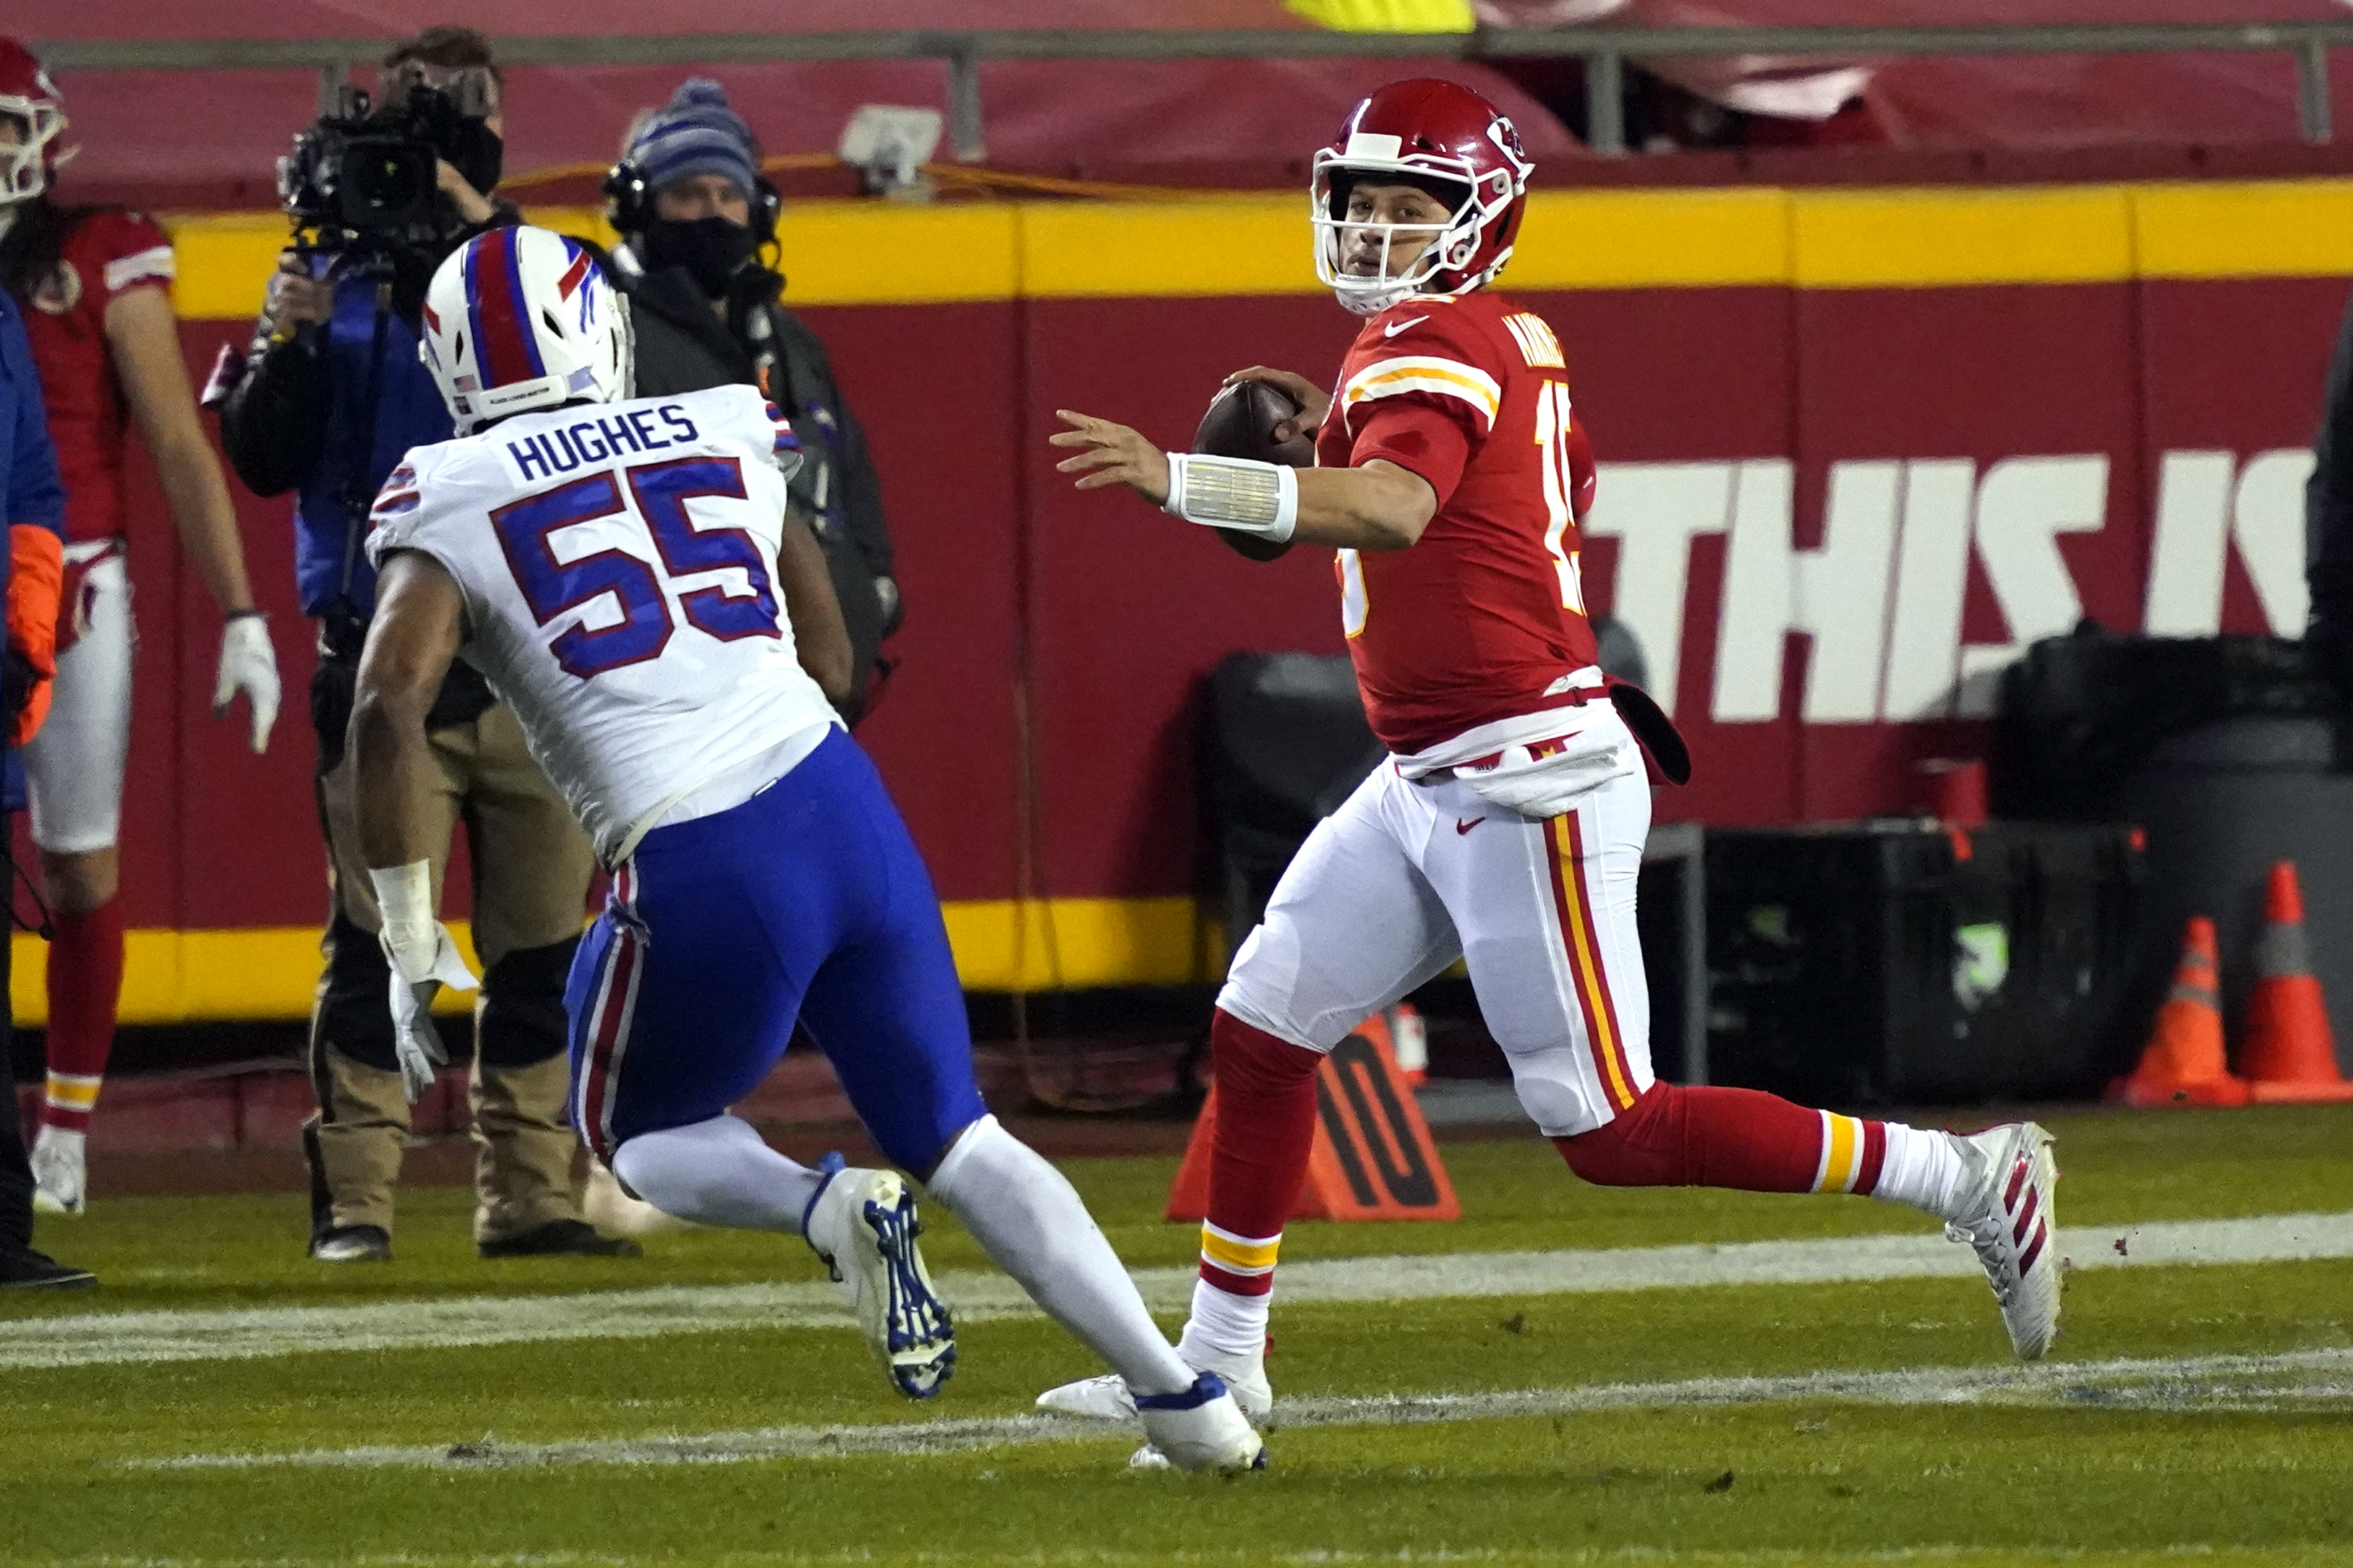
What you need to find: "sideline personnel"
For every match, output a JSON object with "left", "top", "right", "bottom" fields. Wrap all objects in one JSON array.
[
  {"left": 213, "top": 26, "right": 628, "bottom": 1264},
  {"left": 601, "top": 79, "right": 902, "bottom": 724}
]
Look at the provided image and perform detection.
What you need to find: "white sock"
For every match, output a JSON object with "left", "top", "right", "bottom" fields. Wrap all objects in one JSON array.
[
  {"left": 1871, "top": 1122, "right": 1973, "bottom": 1220},
  {"left": 610, "top": 1113, "right": 825, "bottom": 1233},
  {"left": 33, "top": 1125, "right": 85, "bottom": 1157},
  {"left": 1178, "top": 1277, "right": 1269, "bottom": 1365},
  {"left": 926, "top": 1115, "right": 1193, "bottom": 1398}
]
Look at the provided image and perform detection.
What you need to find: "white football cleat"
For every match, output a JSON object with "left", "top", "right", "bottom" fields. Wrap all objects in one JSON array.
[
  {"left": 30, "top": 1128, "right": 85, "bottom": 1217},
  {"left": 1133, "top": 1374, "right": 1267, "bottom": 1473},
  {"left": 1944, "top": 1121, "right": 2062, "bottom": 1361},
  {"left": 1038, "top": 1344, "right": 1272, "bottom": 1421},
  {"left": 804, "top": 1168, "right": 955, "bottom": 1399}
]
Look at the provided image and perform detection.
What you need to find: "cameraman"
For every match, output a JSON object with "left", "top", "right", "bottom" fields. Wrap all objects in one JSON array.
[
  {"left": 603, "top": 80, "right": 901, "bottom": 724},
  {"left": 216, "top": 27, "right": 628, "bottom": 1265}
]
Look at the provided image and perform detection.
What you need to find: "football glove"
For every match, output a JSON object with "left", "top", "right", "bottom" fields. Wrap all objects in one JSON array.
[
  {"left": 6, "top": 523, "right": 63, "bottom": 746},
  {"left": 385, "top": 926, "right": 478, "bottom": 1104},
  {"left": 213, "top": 612, "right": 281, "bottom": 753},
  {"left": 369, "top": 860, "right": 479, "bottom": 1103}
]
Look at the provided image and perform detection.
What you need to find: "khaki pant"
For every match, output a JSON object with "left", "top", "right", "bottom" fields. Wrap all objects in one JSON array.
[{"left": 304, "top": 701, "right": 599, "bottom": 1246}]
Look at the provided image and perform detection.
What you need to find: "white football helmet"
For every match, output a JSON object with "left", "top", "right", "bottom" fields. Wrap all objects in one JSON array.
[{"left": 419, "top": 226, "right": 631, "bottom": 436}]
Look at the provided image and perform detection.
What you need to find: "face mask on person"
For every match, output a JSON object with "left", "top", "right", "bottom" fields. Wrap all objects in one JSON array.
[{"left": 644, "top": 215, "right": 759, "bottom": 298}]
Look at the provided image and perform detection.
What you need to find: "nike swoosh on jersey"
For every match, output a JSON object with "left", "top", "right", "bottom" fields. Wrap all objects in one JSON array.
[
  {"left": 1384, "top": 315, "right": 1430, "bottom": 338},
  {"left": 1455, "top": 817, "right": 1482, "bottom": 834}
]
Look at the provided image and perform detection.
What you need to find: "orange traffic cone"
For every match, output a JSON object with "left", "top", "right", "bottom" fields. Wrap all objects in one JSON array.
[
  {"left": 2114, "top": 917, "right": 2248, "bottom": 1108},
  {"left": 2241, "top": 862, "right": 2353, "bottom": 1103},
  {"left": 1166, "top": 1016, "right": 1459, "bottom": 1222}
]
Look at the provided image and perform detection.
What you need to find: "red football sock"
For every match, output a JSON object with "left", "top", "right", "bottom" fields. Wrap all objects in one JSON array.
[
  {"left": 1197, "top": 1008, "right": 1322, "bottom": 1296},
  {"left": 41, "top": 899, "right": 126, "bottom": 1133},
  {"left": 1552, "top": 1081, "right": 1889, "bottom": 1196}
]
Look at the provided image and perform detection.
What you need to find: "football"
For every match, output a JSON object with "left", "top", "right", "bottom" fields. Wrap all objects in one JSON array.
[{"left": 1192, "top": 379, "right": 1315, "bottom": 561}]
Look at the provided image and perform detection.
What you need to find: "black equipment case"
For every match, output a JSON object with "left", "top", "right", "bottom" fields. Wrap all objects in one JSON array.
[{"left": 1706, "top": 821, "right": 2145, "bottom": 1108}]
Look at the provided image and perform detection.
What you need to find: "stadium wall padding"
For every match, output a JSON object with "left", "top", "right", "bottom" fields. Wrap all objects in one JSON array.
[{"left": 15, "top": 181, "right": 2352, "bottom": 1021}]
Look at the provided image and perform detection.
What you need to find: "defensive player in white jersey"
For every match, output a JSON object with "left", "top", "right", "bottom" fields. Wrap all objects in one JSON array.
[
  {"left": 347, "top": 226, "right": 1263, "bottom": 1471},
  {"left": 1042, "top": 80, "right": 2062, "bottom": 1438}
]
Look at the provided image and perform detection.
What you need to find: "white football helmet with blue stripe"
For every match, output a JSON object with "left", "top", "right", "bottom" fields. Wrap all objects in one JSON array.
[{"left": 420, "top": 226, "right": 631, "bottom": 436}]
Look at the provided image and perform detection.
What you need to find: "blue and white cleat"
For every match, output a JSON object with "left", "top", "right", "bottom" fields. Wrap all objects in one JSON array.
[
  {"left": 1038, "top": 1345, "right": 1273, "bottom": 1421},
  {"left": 1132, "top": 1373, "right": 1267, "bottom": 1473},
  {"left": 805, "top": 1168, "right": 956, "bottom": 1399}
]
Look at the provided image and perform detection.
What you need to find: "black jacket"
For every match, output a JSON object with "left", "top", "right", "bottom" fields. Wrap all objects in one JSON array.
[
  {"left": 612, "top": 245, "right": 900, "bottom": 726},
  {"left": 2307, "top": 285, "right": 2353, "bottom": 701}
]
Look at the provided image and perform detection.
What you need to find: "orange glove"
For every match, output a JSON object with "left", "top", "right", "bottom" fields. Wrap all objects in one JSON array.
[{"left": 8, "top": 523, "right": 64, "bottom": 745}]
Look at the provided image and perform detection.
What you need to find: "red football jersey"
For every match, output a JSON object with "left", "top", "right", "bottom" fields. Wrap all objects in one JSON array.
[
  {"left": 1315, "top": 289, "right": 1600, "bottom": 755},
  {"left": 15, "top": 209, "right": 176, "bottom": 544}
]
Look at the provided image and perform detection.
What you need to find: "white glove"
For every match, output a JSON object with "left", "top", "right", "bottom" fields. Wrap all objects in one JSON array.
[
  {"left": 385, "top": 927, "right": 479, "bottom": 1103},
  {"left": 213, "top": 613, "right": 281, "bottom": 753},
  {"left": 369, "top": 860, "right": 479, "bottom": 1104}
]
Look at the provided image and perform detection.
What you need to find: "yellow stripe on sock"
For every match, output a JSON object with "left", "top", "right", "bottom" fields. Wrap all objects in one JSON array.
[
  {"left": 43, "top": 1074, "right": 101, "bottom": 1110},
  {"left": 1200, "top": 1224, "right": 1281, "bottom": 1273},
  {"left": 1817, "top": 1113, "right": 1861, "bottom": 1194}
]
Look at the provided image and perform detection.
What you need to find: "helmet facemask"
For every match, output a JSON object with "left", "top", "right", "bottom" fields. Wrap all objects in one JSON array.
[
  {"left": 0, "top": 95, "right": 67, "bottom": 205},
  {"left": 1312, "top": 156, "right": 1503, "bottom": 317}
]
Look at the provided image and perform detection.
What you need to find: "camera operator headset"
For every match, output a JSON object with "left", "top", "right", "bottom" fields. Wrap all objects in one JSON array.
[
  {"left": 599, "top": 78, "right": 902, "bottom": 727},
  {"left": 211, "top": 28, "right": 625, "bottom": 1266}
]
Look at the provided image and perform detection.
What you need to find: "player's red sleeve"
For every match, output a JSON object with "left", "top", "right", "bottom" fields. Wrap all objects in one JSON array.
[
  {"left": 1333, "top": 308, "right": 1503, "bottom": 508},
  {"left": 8, "top": 523, "right": 65, "bottom": 744},
  {"left": 1348, "top": 398, "right": 1474, "bottom": 507},
  {"left": 77, "top": 210, "right": 176, "bottom": 304}
]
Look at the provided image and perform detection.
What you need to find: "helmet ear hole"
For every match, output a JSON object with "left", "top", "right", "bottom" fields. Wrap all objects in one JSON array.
[{"left": 542, "top": 307, "right": 565, "bottom": 337}]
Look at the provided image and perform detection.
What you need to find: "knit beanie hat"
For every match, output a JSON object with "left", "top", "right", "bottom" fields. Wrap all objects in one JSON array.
[{"left": 625, "top": 77, "right": 759, "bottom": 199}]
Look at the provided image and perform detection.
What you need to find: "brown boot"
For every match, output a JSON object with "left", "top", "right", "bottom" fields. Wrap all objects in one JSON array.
[
  {"left": 471, "top": 1052, "right": 608, "bottom": 1250},
  {"left": 304, "top": 1049, "right": 412, "bottom": 1254}
]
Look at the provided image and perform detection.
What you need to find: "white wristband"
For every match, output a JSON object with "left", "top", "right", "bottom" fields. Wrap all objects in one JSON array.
[
  {"left": 369, "top": 860, "right": 441, "bottom": 985},
  {"left": 1163, "top": 453, "right": 1297, "bottom": 542}
]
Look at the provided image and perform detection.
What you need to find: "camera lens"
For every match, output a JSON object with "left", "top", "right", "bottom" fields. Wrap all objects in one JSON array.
[{"left": 337, "top": 136, "right": 437, "bottom": 230}]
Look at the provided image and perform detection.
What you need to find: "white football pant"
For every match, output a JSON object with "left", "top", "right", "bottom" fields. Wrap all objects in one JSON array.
[
  {"left": 1217, "top": 713, "right": 1655, "bottom": 1139},
  {"left": 25, "top": 542, "right": 134, "bottom": 856}
]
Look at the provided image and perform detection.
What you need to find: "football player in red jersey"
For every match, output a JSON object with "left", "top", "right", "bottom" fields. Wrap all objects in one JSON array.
[
  {"left": 0, "top": 41, "right": 281, "bottom": 1215},
  {"left": 1048, "top": 79, "right": 2061, "bottom": 1439}
]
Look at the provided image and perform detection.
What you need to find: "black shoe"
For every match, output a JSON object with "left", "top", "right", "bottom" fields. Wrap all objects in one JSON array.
[
  {"left": 479, "top": 1219, "right": 644, "bottom": 1259},
  {"left": 0, "top": 1248, "right": 98, "bottom": 1289},
  {"left": 310, "top": 1224, "right": 393, "bottom": 1263}
]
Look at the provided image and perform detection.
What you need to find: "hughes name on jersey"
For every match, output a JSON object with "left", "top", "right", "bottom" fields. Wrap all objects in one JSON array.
[
  {"left": 367, "top": 382, "right": 837, "bottom": 862},
  {"left": 1318, "top": 291, "right": 1600, "bottom": 758}
]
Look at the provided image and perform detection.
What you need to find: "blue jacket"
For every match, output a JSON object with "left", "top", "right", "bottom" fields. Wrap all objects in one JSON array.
[
  {"left": 291, "top": 269, "right": 455, "bottom": 620},
  {"left": 1, "top": 288, "right": 68, "bottom": 805}
]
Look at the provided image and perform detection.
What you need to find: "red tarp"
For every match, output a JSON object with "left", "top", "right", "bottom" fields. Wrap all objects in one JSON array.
[
  {"left": 29, "top": 4, "right": 2353, "bottom": 205},
  {"left": 33, "top": 4, "right": 1579, "bottom": 207},
  {"left": 1478, "top": 0, "right": 2353, "bottom": 147},
  {"left": 46, "top": 60, "right": 1583, "bottom": 208}
]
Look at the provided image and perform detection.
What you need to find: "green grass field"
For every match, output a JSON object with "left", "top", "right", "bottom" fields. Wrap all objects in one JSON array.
[{"left": 7, "top": 1104, "right": 2353, "bottom": 1567}]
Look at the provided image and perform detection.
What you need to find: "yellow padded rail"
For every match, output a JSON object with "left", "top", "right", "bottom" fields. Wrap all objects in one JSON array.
[
  {"left": 156, "top": 180, "right": 2353, "bottom": 322},
  {"left": 9, "top": 896, "right": 1214, "bottom": 1024}
]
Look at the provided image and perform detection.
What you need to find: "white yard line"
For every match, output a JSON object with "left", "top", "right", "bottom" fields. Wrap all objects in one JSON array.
[
  {"left": 137, "top": 1347, "right": 2353, "bottom": 1471},
  {"left": 12, "top": 1210, "right": 2352, "bottom": 1373}
]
